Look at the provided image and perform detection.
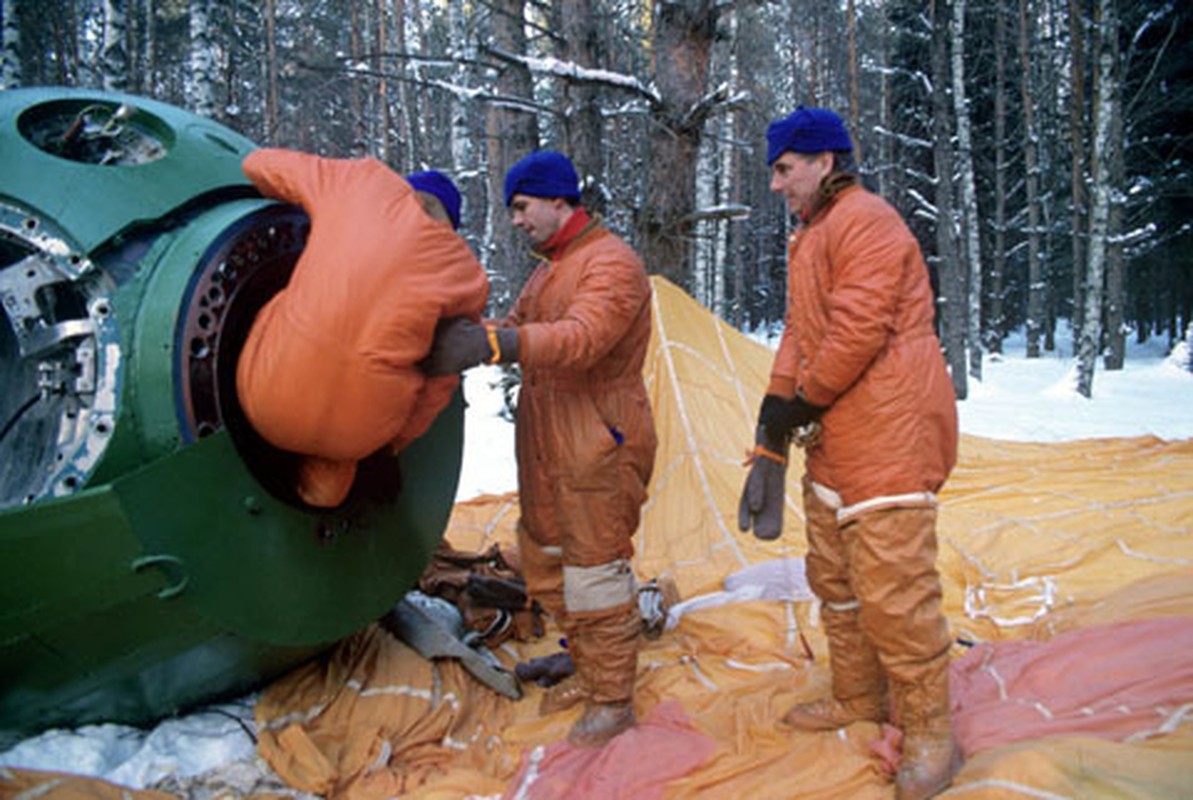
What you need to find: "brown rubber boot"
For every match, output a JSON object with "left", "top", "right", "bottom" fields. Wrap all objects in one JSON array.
[
  {"left": 567, "top": 700, "right": 636, "bottom": 748},
  {"left": 782, "top": 604, "right": 888, "bottom": 731},
  {"left": 892, "top": 654, "right": 961, "bottom": 800},
  {"left": 564, "top": 601, "right": 640, "bottom": 745},
  {"left": 896, "top": 730, "right": 961, "bottom": 800}
]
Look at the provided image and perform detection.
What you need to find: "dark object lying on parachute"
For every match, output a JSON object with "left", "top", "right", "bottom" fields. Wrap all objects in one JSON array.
[
  {"left": 381, "top": 542, "right": 547, "bottom": 699},
  {"left": 381, "top": 590, "right": 524, "bottom": 699},
  {"left": 516, "top": 651, "right": 576, "bottom": 687},
  {"left": 383, "top": 542, "right": 681, "bottom": 698}
]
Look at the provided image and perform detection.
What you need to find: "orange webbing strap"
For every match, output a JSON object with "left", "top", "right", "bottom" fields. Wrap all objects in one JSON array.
[
  {"left": 486, "top": 325, "right": 502, "bottom": 364},
  {"left": 742, "top": 444, "right": 787, "bottom": 467}
]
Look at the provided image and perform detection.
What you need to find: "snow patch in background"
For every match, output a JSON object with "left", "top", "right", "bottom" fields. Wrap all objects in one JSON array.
[
  {"left": 957, "top": 327, "right": 1192, "bottom": 442},
  {"left": 456, "top": 364, "right": 519, "bottom": 501}
]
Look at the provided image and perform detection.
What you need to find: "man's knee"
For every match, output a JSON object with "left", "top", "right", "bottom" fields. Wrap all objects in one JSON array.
[{"left": 844, "top": 507, "right": 951, "bottom": 661}]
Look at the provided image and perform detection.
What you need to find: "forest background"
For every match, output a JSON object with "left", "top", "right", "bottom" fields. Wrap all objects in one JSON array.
[{"left": 1, "top": 0, "right": 1189, "bottom": 400}]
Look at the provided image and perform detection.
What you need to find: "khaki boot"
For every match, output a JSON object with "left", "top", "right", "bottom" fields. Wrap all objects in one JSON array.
[
  {"left": 896, "top": 731, "right": 961, "bottom": 800},
  {"left": 567, "top": 700, "right": 635, "bottom": 748},
  {"left": 841, "top": 505, "right": 959, "bottom": 797},
  {"left": 563, "top": 602, "right": 639, "bottom": 746},
  {"left": 892, "top": 654, "right": 961, "bottom": 800},
  {"left": 782, "top": 694, "right": 887, "bottom": 731},
  {"left": 782, "top": 604, "right": 888, "bottom": 731}
]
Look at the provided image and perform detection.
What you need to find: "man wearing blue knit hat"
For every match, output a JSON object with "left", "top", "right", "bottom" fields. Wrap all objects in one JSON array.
[
  {"left": 502, "top": 150, "right": 582, "bottom": 208},
  {"left": 424, "top": 150, "right": 657, "bottom": 749},
  {"left": 407, "top": 169, "right": 462, "bottom": 230},
  {"left": 739, "top": 107, "right": 960, "bottom": 799}
]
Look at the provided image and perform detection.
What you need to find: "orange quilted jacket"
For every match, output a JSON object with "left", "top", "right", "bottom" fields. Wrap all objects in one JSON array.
[
  {"left": 237, "top": 149, "right": 489, "bottom": 463},
  {"left": 769, "top": 184, "right": 957, "bottom": 506}
]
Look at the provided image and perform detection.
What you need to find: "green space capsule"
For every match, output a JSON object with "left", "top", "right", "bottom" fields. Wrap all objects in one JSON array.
[{"left": 0, "top": 88, "right": 461, "bottom": 747}]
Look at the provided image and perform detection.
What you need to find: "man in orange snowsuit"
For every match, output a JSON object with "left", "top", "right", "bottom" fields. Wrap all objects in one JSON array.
[
  {"left": 424, "top": 151, "right": 656, "bottom": 748},
  {"left": 738, "top": 107, "right": 960, "bottom": 798},
  {"left": 236, "top": 151, "right": 489, "bottom": 507}
]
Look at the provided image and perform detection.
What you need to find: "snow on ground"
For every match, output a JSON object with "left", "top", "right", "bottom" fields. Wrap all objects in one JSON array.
[
  {"left": 2, "top": 328, "right": 1191, "bottom": 789},
  {"left": 957, "top": 330, "right": 1193, "bottom": 442},
  {"left": 455, "top": 365, "right": 519, "bottom": 501}
]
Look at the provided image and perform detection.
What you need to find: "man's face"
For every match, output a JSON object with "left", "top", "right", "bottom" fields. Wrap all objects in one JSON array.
[
  {"left": 509, "top": 194, "right": 570, "bottom": 245},
  {"left": 769, "top": 151, "right": 833, "bottom": 216}
]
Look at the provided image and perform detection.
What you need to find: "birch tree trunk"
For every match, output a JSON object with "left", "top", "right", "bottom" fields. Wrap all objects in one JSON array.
[
  {"left": 142, "top": 0, "right": 156, "bottom": 97},
  {"left": 988, "top": 1, "right": 1007, "bottom": 354},
  {"left": 1102, "top": 139, "right": 1126, "bottom": 368},
  {"left": 1040, "top": 0, "right": 1063, "bottom": 353},
  {"left": 713, "top": 9, "right": 739, "bottom": 320},
  {"left": 694, "top": 139, "right": 715, "bottom": 308},
  {"left": 100, "top": 0, "right": 128, "bottom": 92},
  {"left": 1, "top": 0, "right": 19, "bottom": 89},
  {"left": 1102, "top": 1, "right": 1126, "bottom": 370},
  {"left": 1076, "top": 0, "right": 1118, "bottom": 397},
  {"left": 1018, "top": 0, "right": 1044, "bottom": 358},
  {"left": 726, "top": 107, "right": 744, "bottom": 325},
  {"left": 264, "top": 0, "right": 278, "bottom": 144},
  {"left": 694, "top": 3, "right": 743, "bottom": 314},
  {"left": 731, "top": 2, "right": 771, "bottom": 331},
  {"left": 392, "top": 0, "right": 420, "bottom": 172},
  {"left": 187, "top": 0, "right": 217, "bottom": 118},
  {"left": 448, "top": 2, "right": 480, "bottom": 230},
  {"left": 951, "top": 0, "right": 982, "bottom": 380},
  {"left": 485, "top": 0, "right": 539, "bottom": 309},
  {"left": 1183, "top": 322, "right": 1193, "bottom": 374},
  {"left": 374, "top": 0, "right": 391, "bottom": 164},
  {"left": 447, "top": 4, "right": 469, "bottom": 168},
  {"left": 1068, "top": 0, "right": 1088, "bottom": 338},
  {"left": 932, "top": 0, "right": 968, "bottom": 399},
  {"left": 126, "top": 0, "right": 143, "bottom": 92}
]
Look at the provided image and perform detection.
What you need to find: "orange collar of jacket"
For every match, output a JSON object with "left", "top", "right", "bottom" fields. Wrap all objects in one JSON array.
[{"left": 539, "top": 207, "right": 594, "bottom": 259}]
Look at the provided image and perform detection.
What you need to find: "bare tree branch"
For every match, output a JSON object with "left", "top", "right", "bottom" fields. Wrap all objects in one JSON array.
[
  {"left": 336, "top": 49, "right": 504, "bottom": 72},
  {"left": 481, "top": 43, "right": 662, "bottom": 105},
  {"left": 296, "top": 60, "right": 560, "bottom": 117}
]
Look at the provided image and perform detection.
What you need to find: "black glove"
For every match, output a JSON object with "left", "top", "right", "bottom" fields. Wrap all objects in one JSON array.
[
  {"left": 422, "top": 317, "right": 492, "bottom": 376},
  {"left": 494, "top": 327, "right": 519, "bottom": 363},
  {"left": 758, "top": 393, "right": 825, "bottom": 445},
  {"left": 465, "top": 573, "right": 529, "bottom": 610},
  {"left": 738, "top": 423, "right": 789, "bottom": 541},
  {"left": 515, "top": 651, "right": 576, "bottom": 687}
]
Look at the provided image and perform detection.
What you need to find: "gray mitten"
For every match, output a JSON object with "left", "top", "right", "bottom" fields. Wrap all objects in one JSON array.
[{"left": 737, "top": 425, "right": 789, "bottom": 541}]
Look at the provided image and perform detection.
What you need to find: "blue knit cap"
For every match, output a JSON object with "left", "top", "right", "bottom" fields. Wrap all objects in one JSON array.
[
  {"left": 407, "top": 170, "right": 462, "bottom": 230},
  {"left": 503, "top": 150, "right": 581, "bottom": 207},
  {"left": 765, "top": 106, "right": 853, "bottom": 165}
]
